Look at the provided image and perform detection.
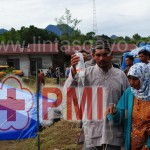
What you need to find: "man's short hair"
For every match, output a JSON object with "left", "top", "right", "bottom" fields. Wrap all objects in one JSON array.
[
  {"left": 126, "top": 55, "right": 134, "bottom": 61},
  {"left": 138, "top": 49, "right": 150, "bottom": 56},
  {"left": 79, "top": 49, "right": 90, "bottom": 54},
  {"left": 95, "top": 38, "right": 111, "bottom": 52}
]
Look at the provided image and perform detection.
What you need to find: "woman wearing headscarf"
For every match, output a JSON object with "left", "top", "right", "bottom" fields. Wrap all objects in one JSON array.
[{"left": 106, "top": 63, "right": 150, "bottom": 150}]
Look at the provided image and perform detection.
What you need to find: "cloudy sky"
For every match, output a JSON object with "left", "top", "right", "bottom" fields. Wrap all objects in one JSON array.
[{"left": 1, "top": 0, "right": 150, "bottom": 37}]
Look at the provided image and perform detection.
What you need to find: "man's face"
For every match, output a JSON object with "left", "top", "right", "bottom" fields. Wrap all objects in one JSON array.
[
  {"left": 125, "top": 58, "right": 133, "bottom": 66},
  {"left": 82, "top": 52, "right": 88, "bottom": 62},
  {"left": 92, "top": 49, "right": 112, "bottom": 70},
  {"left": 139, "top": 53, "right": 149, "bottom": 63}
]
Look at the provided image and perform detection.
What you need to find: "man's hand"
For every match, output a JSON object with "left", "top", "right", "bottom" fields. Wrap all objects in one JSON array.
[
  {"left": 105, "top": 104, "right": 116, "bottom": 116},
  {"left": 71, "top": 54, "right": 80, "bottom": 77}
]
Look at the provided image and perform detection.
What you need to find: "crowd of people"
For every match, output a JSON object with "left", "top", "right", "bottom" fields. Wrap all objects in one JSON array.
[
  {"left": 64, "top": 38, "right": 150, "bottom": 150},
  {"left": 46, "top": 66, "right": 62, "bottom": 84},
  {"left": 37, "top": 38, "right": 150, "bottom": 149},
  {"left": 46, "top": 66, "right": 59, "bottom": 78}
]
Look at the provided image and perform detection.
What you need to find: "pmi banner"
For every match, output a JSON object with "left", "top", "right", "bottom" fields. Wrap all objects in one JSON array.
[
  {"left": 0, "top": 75, "right": 105, "bottom": 140},
  {"left": 0, "top": 76, "right": 38, "bottom": 140}
]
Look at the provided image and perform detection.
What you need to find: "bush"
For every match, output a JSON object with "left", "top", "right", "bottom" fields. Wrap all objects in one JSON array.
[{"left": 5, "top": 67, "right": 14, "bottom": 74}]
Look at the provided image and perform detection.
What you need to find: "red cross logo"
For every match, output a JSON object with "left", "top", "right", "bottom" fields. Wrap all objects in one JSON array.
[{"left": 0, "top": 88, "right": 25, "bottom": 121}]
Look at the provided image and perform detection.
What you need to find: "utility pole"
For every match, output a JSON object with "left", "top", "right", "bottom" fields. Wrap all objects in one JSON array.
[{"left": 93, "top": 0, "right": 98, "bottom": 35}]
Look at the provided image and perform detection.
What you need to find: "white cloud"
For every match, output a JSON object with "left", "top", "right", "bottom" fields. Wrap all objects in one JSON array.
[{"left": 0, "top": 0, "right": 150, "bottom": 37}]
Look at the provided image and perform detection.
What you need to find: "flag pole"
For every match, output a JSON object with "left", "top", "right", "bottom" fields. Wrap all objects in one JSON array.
[{"left": 36, "top": 59, "right": 40, "bottom": 150}]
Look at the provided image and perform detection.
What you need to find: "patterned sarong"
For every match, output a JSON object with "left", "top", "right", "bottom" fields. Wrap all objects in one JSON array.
[{"left": 131, "top": 97, "right": 150, "bottom": 150}]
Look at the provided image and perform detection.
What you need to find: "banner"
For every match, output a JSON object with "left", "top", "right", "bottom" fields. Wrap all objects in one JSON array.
[{"left": 0, "top": 76, "right": 37, "bottom": 140}]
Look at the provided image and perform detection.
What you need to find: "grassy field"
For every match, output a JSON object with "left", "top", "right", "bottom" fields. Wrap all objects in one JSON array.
[
  {"left": 21, "top": 77, "right": 66, "bottom": 92},
  {"left": 0, "top": 77, "right": 83, "bottom": 150}
]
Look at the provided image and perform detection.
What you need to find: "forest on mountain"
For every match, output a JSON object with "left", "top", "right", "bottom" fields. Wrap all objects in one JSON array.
[{"left": 1, "top": 25, "right": 150, "bottom": 46}]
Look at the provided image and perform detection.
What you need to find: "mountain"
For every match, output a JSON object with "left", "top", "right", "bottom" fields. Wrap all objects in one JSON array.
[
  {"left": 0, "top": 25, "right": 73, "bottom": 36},
  {"left": 110, "top": 35, "right": 118, "bottom": 39},
  {"left": 45, "top": 25, "right": 63, "bottom": 36},
  {"left": 45, "top": 24, "right": 74, "bottom": 36},
  {"left": 0, "top": 28, "right": 8, "bottom": 34}
]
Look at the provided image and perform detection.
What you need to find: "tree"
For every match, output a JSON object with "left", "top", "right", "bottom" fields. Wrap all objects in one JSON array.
[
  {"left": 86, "top": 32, "right": 95, "bottom": 39},
  {"left": 124, "top": 36, "right": 131, "bottom": 43},
  {"left": 133, "top": 33, "right": 141, "bottom": 40},
  {"left": 55, "top": 8, "right": 82, "bottom": 36},
  {"left": 0, "top": 28, "right": 20, "bottom": 44},
  {"left": 0, "top": 25, "right": 59, "bottom": 45},
  {"left": 19, "top": 25, "right": 58, "bottom": 44}
]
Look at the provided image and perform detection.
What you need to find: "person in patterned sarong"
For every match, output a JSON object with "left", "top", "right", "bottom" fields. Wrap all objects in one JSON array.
[{"left": 106, "top": 63, "right": 150, "bottom": 150}]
